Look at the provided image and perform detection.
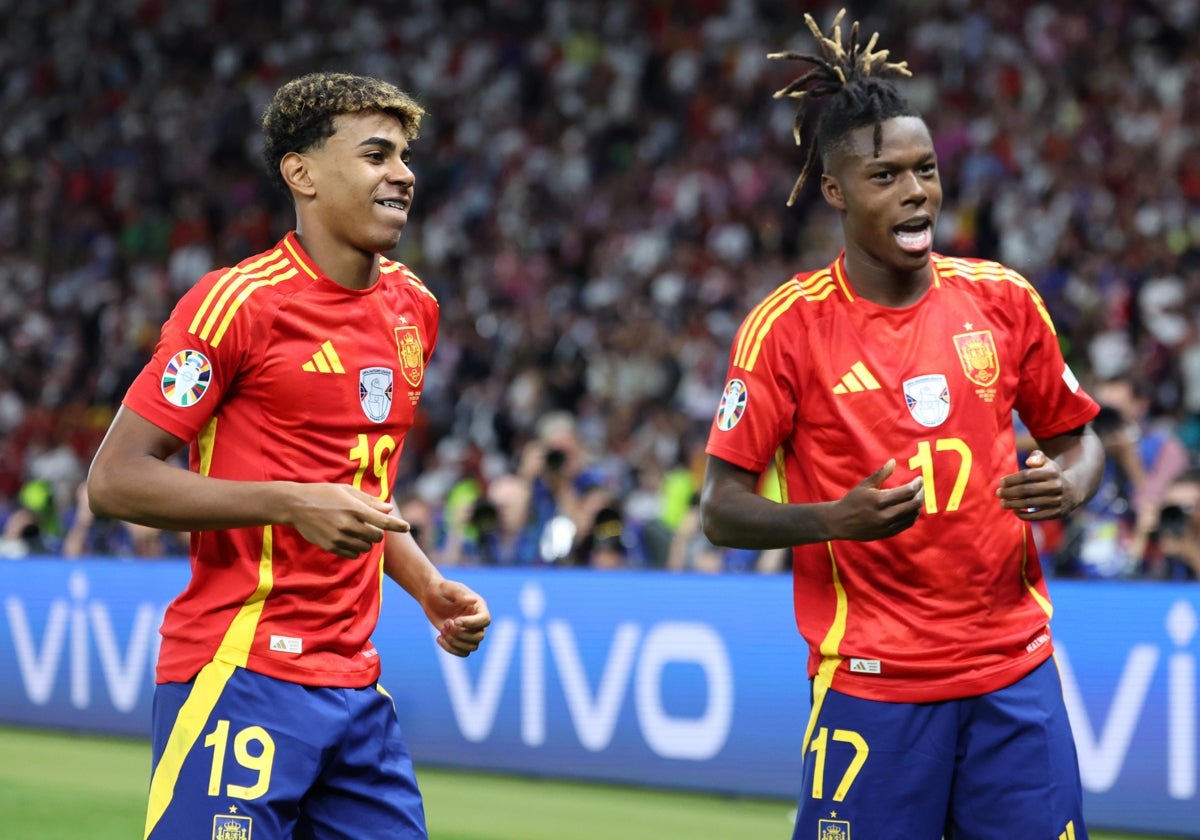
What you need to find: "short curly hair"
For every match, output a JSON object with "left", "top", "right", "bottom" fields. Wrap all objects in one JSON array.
[{"left": 261, "top": 72, "right": 425, "bottom": 195}]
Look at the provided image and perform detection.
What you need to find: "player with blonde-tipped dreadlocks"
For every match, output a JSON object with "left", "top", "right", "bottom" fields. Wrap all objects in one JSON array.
[
  {"left": 768, "top": 8, "right": 916, "bottom": 206},
  {"left": 701, "top": 9, "right": 1103, "bottom": 839}
]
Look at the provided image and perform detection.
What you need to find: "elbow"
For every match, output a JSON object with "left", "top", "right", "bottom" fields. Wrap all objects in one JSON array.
[
  {"left": 85, "top": 463, "right": 121, "bottom": 520},
  {"left": 698, "top": 492, "right": 732, "bottom": 547}
]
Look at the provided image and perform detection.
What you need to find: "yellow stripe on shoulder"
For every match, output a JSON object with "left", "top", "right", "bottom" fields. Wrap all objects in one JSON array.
[
  {"left": 189, "top": 251, "right": 298, "bottom": 347},
  {"left": 382, "top": 261, "right": 438, "bottom": 303},
  {"left": 733, "top": 278, "right": 804, "bottom": 371},
  {"left": 935, "top": 256, "right": 1056, "bottom": 334},
  {"left": 733, "top": 271, "right": 831, "bottom": 372}
]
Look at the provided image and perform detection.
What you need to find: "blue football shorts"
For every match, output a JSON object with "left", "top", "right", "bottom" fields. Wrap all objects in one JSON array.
[
  {"left": 792, "top": 656, "right": 1087, "bottom": 840},
  {"left": 144, "top": 661, "right": 426, "bottom": 840}
]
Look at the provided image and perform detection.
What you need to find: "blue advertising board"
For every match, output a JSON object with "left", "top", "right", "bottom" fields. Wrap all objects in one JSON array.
[{"left": 0, "top": 559, "right": 1196, "bottom": 836}]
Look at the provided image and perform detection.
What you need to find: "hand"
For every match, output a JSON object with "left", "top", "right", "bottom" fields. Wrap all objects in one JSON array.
[
  {"left": 996, "top": 450, "right": 1077, "bottom": 520},
  {"left": 829, "top": 459, "right": 924, "bottom": 541},
  {"left": 422, "top": 579, "right": 491, "bottom": 657},
  {"left": 286, "top": 484, "right": 409, "bottom": 558}
]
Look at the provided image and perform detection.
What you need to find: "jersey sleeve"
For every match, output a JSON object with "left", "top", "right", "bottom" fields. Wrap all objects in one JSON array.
[
  {"left": 705, "top": 292, "right": 799, "bottom": 473},
  {"left": 1009, "top": 273, "right": 1099, "bottom": 438},
  {"left": 122, "top": 273, "right": 253, "bottom": 443}
]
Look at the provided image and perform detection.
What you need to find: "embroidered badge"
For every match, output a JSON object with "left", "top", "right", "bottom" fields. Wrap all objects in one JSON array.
[
  {"left": 212, "top": 812, "right": 252, "bottom": 840},
  {"left": 903, "top": 374, "right": 950, "bottom": 428},
  {"left": 359, "top": 367, "right": 394, "bottom": 423},
  {"left": 161, "top": 349, "right": 212, "bottom": 407},
  {"left": 952, "top": 330, "right": 999, "bottom": 388},
  {"left": 818, "top": 815, "right": 851, "bottom": 839},
  {"left": 716, "top": 379, "right": 748, "bottom": 431},
  {"left": 394, "top": 325, "right": 424, "bottom": 387}
]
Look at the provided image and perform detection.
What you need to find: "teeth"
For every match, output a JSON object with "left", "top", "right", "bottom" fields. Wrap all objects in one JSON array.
[{"left": 380, "top": 200, "right": 405, "bottom": 210}]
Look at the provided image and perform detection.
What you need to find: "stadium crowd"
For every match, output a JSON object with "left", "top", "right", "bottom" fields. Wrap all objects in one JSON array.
[{"left": 2, "top": 0, "right": 1199, "bottom": 578}]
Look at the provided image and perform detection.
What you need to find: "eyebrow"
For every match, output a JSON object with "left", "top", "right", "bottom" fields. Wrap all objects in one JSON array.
[
  {"left": 357, "top": 136, "right": 399, "bottom": 151},
  {"left": 865, "top": 151, "right": 936, "bottom": 169}
]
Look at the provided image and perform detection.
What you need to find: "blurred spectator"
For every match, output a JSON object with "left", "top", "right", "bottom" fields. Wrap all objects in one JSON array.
[
  {"left": 4, "top": 2, "right": 1200, "bottom": 574},
  {"left": 575, "top": 506, "right": 631, "bottom": 570},
  {"left": 61, "top": 482, "right": 182, "bottom": 558},
  {"left": 1062, "top": 373, "right": 1189, "bottom": 577},
  {"left": 1147, "top": 468, "right": 1200, "bottom": 580}
]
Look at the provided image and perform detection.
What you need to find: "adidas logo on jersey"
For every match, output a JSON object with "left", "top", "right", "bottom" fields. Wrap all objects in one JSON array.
[
  {"left": 832, "top": 361, "right": 880, "bottom": 394},
  {"left": 302, "top": 340, "right": 345, "bottom": 374}
]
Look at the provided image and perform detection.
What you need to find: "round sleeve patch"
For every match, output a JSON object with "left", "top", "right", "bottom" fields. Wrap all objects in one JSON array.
[
  {"left": 161, "top": 349, "right": 212, "bottom": 407},
  {"left": 715, "top": 378, "right": 747, "bottom": 431}
]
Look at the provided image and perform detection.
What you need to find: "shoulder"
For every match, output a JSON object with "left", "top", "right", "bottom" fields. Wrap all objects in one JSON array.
[
  {"left": 381, "top": 258, "right": 438, "bottom": 307},
  {"left": 933, "top": 253, "right": 1034, "bottom": 288},
  {"left": 933, "top": 253, "right": 1053, "bottom": 323},
  {"left": 174, "top": 243, "right": 317, "bottom": 348},
  {"left": 741, "top": 264, "right": 841, "bottom": 324},
  {"left": 729, "top": 265, "right": 837, "bottom": 370}
]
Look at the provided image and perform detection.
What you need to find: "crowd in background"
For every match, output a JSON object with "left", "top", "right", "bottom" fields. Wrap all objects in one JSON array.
[{"left": 2, "top": 0, "right": 1200, "bottom": 578}]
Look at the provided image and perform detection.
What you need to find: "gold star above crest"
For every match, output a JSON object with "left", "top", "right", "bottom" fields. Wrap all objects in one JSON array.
[
  {"left": 229, "top": 806, "right": 239, "bottom": 814},
  {"left": 964, "top": 322, "right": 973, "bottom": 330}
]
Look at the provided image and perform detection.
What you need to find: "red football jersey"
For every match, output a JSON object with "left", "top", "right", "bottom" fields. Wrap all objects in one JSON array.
[
  {"left": 706, "top": 253, "right": 1099, "bottom": 702},
  {"left": 123, "top": 232, "right": 438, "bottom": 687}
]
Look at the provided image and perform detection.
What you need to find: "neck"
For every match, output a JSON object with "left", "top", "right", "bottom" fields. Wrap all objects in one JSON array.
[
  {"left": 293, "top": 227, "right": 379, "bottom": 290},
  {"left": 841, "top": 248, "right": 932, "bottom": 308}
]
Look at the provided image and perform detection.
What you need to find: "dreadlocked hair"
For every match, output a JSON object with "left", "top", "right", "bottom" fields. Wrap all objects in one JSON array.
[
  {"left": 261, "top": 72, "right": 425, "bottom": 195},
  {"left": 768, "top": 9, "right": 917, "bottom": 206}
]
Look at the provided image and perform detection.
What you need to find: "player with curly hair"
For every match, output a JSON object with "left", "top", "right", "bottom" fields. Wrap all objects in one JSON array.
[{"left": 88, "top": 72, "right": 490, "bottom": 840}]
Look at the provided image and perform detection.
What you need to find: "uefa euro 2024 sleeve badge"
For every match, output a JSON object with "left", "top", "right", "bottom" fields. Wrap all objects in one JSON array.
[
  {"left": 716, "top": 378, "right": 748, "bottom": 431},
  {"left": 161, "top": 349, "right": 212, "bottom": 407}
]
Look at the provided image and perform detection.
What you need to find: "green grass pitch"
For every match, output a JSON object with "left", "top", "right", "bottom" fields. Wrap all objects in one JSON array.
[{"left": 0, "top": 725, "right": 1170, "bottom": 840}]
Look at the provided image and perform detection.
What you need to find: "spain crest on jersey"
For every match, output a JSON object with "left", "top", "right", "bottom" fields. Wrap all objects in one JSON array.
[
  {"left": 359, "top": 367, "right": 394, "bottom": 423},
  {"left": 818, "top": 816, "right": 851, "bottom": 839},
  {"left": 904, "top": 374, "right": 950, "bottom": 428},
  {"left": 952, "top": 330, "right": 999, "bottom": 388},
  {"left": 212, "top": 813, "right": 251, "bottom": 840},
  {"left": 394, "top": 325, "right": 424, "bottom": 387}
]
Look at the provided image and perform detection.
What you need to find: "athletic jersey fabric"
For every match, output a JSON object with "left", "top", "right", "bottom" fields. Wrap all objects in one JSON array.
[
  {"left": 706, "top": 252, "right": 1099, "bottom": 702},
  {"left": 123, "top": 231, "right": 438, "bottom": 687}
]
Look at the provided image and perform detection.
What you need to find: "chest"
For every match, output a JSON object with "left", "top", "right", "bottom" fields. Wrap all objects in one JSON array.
[
  {"left": 801, "top": 293, "right": 1020, "bottom": 441},
  {"left": 249, "top": 291, "right": 429, "bottom": 436}
]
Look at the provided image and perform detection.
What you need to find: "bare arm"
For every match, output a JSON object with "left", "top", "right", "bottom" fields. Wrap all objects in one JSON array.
[
  {"left": 996, "top": 423, "right": 1105, "bottom": 520},
  {"left": 87, "top": 406, "right": 408, "bottom": 558},
  {"left": 383, "top": 528, "right": 490, "bottom": 657},
  {"left": 699, "top": 455, "right": 924, "bottom": 549}
]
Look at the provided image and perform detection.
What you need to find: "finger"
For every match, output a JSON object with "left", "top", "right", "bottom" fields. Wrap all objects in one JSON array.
[
  {"left": 445, "top": 613, "right": 491, "bottom": 635},
  {"left": 1025, "top": 450, "right": 1047, "bottom": 468},
  {"left": 862, "top": 459, "right": 896, "bottom": 487},
  {"left": 878, "top": 475, "right": 924, "bottom": 505},
  {"left": 436, "top": 634, "right": 474, "bottom": 657},
  {"left": 361, "top": 509, "right": 410, "bottom": 532}
]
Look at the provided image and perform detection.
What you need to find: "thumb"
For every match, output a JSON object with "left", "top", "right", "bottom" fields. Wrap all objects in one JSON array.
[
  {"left": 1025, "top": 450, "right": 1048, "bottom": 469},
  {"left": 862, "top": 459, "right": 896, "bottom": 488}
]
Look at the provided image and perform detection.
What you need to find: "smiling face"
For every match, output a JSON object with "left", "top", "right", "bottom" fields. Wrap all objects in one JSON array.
[
  {"left": 287, "top": 110, "right": 416, "bottom": 256},
  {"left": 820, "top": 115, "right": 942, "bottom": 280}
]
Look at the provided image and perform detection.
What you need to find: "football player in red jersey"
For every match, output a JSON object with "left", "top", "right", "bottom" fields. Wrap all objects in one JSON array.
[
  {"left": 700, "top": 11, "right": 1104, "bottom": 840},
  {"left": 88, "top": 72, "right": 490, "bottom": 840}
]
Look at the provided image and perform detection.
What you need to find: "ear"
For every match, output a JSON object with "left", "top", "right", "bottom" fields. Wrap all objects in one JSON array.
[
  {"left": 820, "top": 173, "right": 845, "bottom": 211},
  {"left": 280, "top": 151, "right": 316, "bottom": 199}
]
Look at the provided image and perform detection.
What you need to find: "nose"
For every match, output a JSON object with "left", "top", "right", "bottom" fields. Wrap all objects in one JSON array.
[
  {"left": 900, "top": 171, "right": 927, "bottom": 204},
  {"left": 390, "top": 158, "right": 414, "bottom": 187}
]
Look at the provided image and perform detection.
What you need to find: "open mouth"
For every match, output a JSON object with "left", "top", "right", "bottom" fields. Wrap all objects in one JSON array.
[
  {"left": 893, "top": 218, "right": 932, "bottom": 253},
  {"left": 377, "top": 199, "right": 409, "bottom": 212}
]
